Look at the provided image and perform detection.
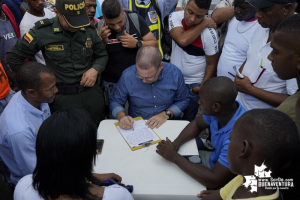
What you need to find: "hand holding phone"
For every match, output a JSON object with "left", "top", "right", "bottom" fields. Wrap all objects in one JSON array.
[{"left": 233, "top": 66, "right": 244, "bottom": 79}]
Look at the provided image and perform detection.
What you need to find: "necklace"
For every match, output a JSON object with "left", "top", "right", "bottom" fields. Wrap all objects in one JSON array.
[
  {"left": 236, "top": 20, "right": 258, "bottom": 34},
  {"left": 0, "top": 10, "right": 6, "bottom": 21}
]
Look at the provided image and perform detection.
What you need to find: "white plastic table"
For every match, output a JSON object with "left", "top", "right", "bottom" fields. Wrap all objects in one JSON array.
[{"left": 94, "top": 119, "right": 205, "bottom": 200}]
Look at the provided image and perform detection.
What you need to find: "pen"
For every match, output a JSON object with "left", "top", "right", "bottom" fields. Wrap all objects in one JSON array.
[
  {"left": 259, "top": 58, "right": 263, "bottom": 68},
  {"left": 228, "top": 72, "right": 235, "bottom": 78},
  {"left": 127, "top": 116, "right": 134, "bottom": 131},
  {"left": 138, "top": 140, "right": 153, "bottom": 146}
]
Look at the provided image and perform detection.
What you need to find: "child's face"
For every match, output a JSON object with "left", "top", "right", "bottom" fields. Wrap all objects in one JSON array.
[
  {"left": 268, "top": 31, "right": 300, "bottom": 81},
  {"left": 227, "top": 121, "right": 244, "bottom": 175},
  {"left": 27, "top": 0, "right": 45, "bottom": 13}
]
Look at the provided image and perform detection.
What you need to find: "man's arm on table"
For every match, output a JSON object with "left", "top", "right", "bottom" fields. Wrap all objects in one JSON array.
[
  {"left": 109, "top": 75, "right": 134, "bottom": 128},
  {"left": 169, "top": 14, "right": 216, "bottom": 47},
  {"left": 81, "top": 28, "right": 108, "bottom": 87},
  {"left": 6, "top": 28, "right": 41, "bottom": 72},
  {"left": 157, "top": 115, "right": 234, "bottom": 189},
  {"left": 234, "top": 75, "right": 290, "bottom": 107},
  {"left": 147, "top": 68, "right": 189, "bottom": 129}
]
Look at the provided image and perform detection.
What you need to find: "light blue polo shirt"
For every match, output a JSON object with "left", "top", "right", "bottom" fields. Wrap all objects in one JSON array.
[
  {"left": 0, "top": 91, "right": 50, "bottom": 185},
  {"left": 202, "top": 101, "right": 247, "bottom": 169}
]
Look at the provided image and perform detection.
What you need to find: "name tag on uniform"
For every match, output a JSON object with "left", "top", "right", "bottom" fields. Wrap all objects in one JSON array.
[{"left": 45, "top": 45, "right": 64, "bottom": 51}]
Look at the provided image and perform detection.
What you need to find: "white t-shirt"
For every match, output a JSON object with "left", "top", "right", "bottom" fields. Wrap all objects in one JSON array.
[
  {"left": 217, "top": 17, "right": 259, "bottom": 81},
  {"left": 236, "top": 25, "right": 298, "bottom": 110},
  {"left": 19, "top": 8, "right": 54, "bottom": 65},
  {"left": 169, "top": 11, "right": 219, "bottom": 84},
  {"left": 14, "top": 174, "right": 134, "bottom": 200}
]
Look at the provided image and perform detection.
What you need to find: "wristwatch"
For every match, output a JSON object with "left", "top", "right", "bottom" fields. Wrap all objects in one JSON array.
[
  {"left": 136, "top": 40, "right": 142, "bottom": 48},
  {"left": 165, "top": 109, "right": 172, "bottom": 119}
]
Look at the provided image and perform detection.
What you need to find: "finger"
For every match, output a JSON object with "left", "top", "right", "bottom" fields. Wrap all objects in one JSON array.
[
  {"left": 146, "top": 119, "right": 152, "bottom": 125},
  {"left": 80, "top": 76, "right": 87, "bottom": 86},
  {"left": 156, "top": 121, "right": 162, "bottom": 129},
  {"left": 128, "top": 117, "right": 134, "bottom": 126},
  {"left": 166, "top": 137, "right": 171, "bottom": 142}
]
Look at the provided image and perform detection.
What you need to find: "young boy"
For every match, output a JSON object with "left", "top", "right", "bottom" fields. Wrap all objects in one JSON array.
[
  {"left": 201, "top": 109, "right": 299, "bottom": 199},
  {"left": 268, "top": 14, "right": 300, "bottom": 124},
  {"left": 19, "top": 0, "right": 54, "bottom": 64}
]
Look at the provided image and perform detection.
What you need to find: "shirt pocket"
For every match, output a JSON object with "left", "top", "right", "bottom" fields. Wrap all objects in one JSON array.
[
  {"left": 249, "top": 67, "right": 272, "bottom": 89},
  {"left": 80, "top": 48, "right": 94, "bottom": 65},
  {"left": 45, "top": 50, "right": 66, "bottom": 65}
]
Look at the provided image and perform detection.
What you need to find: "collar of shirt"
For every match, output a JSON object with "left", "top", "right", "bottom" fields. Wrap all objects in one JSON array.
[
  {"left": 209, "top": 101, "right": 246, "bottom": 135},
  {"left": 18, "top": 92, "right": 49, "bottom": 118},
  {"left": 136, "top": 0, "right": 150, "bottom": 5}
]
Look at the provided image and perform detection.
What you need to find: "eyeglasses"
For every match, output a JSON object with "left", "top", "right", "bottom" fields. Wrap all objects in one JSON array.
[
  {"left": 251, "top": 67, "right": 266, "bottom": 85},
  {"left": 135, "top": 68, "right": 159, "bottom": 81}
]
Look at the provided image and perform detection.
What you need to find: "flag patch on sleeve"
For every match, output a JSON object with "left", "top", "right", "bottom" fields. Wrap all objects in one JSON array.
[{"left": 24, "top": 32, "right": 33, "bottom": 43}]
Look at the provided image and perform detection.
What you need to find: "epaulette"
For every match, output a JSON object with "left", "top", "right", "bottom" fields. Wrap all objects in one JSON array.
[{"left": 35, "top": 18, "right": 53, "bottom": 29}]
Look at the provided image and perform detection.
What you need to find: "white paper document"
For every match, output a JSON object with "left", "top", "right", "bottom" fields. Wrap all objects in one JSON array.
[{"left": 117, "top": 120, "right": 160, "bottom": 148}]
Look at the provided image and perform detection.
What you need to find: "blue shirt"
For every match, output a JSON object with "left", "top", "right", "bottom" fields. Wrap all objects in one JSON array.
[
  {"left": 0, "top": 91, "right": 50, "bottom": 185},
  {"left": 202, "top": 101, "right": 247, "bottom": 169},
  {"left": 110, "top": 62, "right": 189, "bottom": 119}
]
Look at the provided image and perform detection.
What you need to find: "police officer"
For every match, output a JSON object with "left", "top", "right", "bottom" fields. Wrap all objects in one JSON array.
[
  {"left": 7, "top": 0, "right": 108, "bottom": 125},
  {"left": 118, "top": 0, "right": 177, "bottom": 57}
]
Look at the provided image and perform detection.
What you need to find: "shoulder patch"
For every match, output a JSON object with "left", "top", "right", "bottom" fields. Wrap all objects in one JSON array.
[{"left": 35, "top": 18, "right": 53, "bottom": 29}]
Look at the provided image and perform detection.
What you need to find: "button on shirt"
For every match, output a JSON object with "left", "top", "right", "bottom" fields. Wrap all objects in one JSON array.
[
  {"left": 0, "top": 91, "right": 51, "bottom": 185},
  {"left": 202, "top": 101, "right": 247, "bottom": 169},
  {"left": 110, "top": 62, "right": 189, "bottom": 119}
]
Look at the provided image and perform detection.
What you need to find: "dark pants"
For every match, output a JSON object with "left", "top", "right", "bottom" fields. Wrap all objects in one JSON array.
[{"left": 53, "top": 84, "right": 105, "bottom": 126}]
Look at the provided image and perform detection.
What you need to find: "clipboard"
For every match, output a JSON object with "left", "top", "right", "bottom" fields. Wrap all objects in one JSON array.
[{"left": 114, "top": 116, "right": 161, "bottom": 151}]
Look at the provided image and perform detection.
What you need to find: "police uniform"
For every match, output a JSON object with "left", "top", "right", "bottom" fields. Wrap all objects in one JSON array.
[
  {"left": 7, "top": 0, "right": 108, "bottom": 125},
  {"left": 119, "top": 0, "right": 177, "bottom": 56}
]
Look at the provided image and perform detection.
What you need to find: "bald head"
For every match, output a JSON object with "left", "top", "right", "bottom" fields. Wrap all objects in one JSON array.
[
  {"left": 202, "top": 76, "right": 237, "bottom": 106},
  {"left": 136, "top": 46, "right": 162, "bottom": 70}
]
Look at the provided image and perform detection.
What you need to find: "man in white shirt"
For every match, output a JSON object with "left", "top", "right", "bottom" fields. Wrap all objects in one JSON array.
[
  {"left": 235, "top": 0, "right": 297, "bottom": 110},
  {"left": 217, "top": 0, "right": 258, "bottom": 81},
  {"left": 19, "top": 0, "right": 54, "bottom": 64},
  {"left": 169, "top": 0, "right": 218, "bottom": 121}
]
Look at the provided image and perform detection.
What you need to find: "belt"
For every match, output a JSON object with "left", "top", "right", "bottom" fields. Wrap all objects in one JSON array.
[{"left": 56, "top": 84, "right": 90, "bottom": 95}]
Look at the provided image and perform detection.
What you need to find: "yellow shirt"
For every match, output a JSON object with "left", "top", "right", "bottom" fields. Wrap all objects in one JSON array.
[{"left": 220, "top": 175, "right": 279, "bottom": 200}]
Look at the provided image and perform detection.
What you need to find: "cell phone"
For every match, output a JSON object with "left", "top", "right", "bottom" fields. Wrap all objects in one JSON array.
[
  {"left": 233, "top": 66, "right": 244, "bottom": 79},
  {"left": 96, "top": 139, "right": 104, "bottom": 155}
]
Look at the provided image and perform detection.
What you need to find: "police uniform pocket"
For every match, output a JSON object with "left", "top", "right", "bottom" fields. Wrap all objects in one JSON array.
[
  {"left": 80, "top": 48, "right": 93, "bottom": 64},
  {"left": 45, "top": 50, "right": 66, "bottom": 60},
  {"left": 81, "top": 48, "right": 93, "bottom": 57}
]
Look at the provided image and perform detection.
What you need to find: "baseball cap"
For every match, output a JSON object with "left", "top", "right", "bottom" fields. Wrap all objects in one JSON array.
[
  {"left": 55, "top": 0, "right": 90, "bottom": 28},
  {"left": 246, "top": 0, "right": 297, "bottom": 8}
]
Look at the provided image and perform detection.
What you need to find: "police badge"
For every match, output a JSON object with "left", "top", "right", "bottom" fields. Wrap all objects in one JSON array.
[
  {"left": 85, "top": 38, "right": 92, "bottom": 48},
  {"left": 148, "top": 10, "right": 157, "bottom": 24}
]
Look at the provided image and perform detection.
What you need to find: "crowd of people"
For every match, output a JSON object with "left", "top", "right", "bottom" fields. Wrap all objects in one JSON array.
[{"left": 0, "top": 0, "right": 300, "bottom": 199}]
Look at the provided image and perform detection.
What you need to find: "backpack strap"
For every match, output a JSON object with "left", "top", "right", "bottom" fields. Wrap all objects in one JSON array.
[
  {"left": 96, "top": 12, "right": 141, "bottom": 36},
  {"left": 127, "top": 12, "right": 140, "bottom": 36}
]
